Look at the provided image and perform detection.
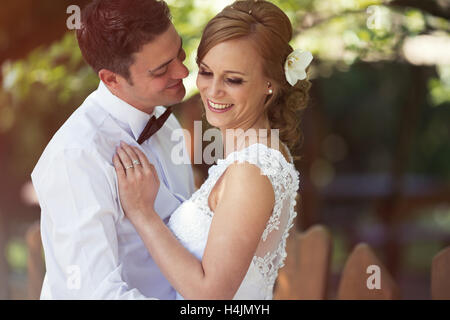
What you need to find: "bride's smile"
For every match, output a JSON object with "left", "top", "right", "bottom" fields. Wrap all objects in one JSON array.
[{"left": 207, "top": 99, "right": 234, "bottom": 112}]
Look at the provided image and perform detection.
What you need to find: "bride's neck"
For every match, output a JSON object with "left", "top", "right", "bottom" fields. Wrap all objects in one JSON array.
[{"left": 221, "top": 116, "right": 272, "bottom": 158}]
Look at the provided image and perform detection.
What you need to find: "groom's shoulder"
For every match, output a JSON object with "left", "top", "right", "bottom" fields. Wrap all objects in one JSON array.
[{"left": 32, "top": 98, "right": 112, "bottom": 170}]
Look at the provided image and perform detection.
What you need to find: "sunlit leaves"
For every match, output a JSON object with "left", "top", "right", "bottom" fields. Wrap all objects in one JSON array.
[
  {"left": 429, "top": 65, "right": 450, "bottom": 107},
  {"left": 404, "top": 9, "right": 426, "bottom": 34}
]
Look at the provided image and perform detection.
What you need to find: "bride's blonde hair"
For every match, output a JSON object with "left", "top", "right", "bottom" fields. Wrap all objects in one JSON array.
[{"left": 196, "top": 0, "right": 312, "bottom": 157}]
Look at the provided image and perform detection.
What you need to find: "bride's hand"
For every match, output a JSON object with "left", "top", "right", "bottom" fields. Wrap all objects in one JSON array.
[{"left": 113, "top": 142, "right": 160, "bottom": 225}]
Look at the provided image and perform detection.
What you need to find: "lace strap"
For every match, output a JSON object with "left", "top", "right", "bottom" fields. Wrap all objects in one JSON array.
[{"left": 219, "top": 144, "right": 288, "bottom": 181}]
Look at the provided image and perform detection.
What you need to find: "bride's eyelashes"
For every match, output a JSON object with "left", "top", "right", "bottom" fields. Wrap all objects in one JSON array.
[
  {"left": 198, "top": 68, "right": 245, "bottom": 86},
  {"left": 198, "top": 69, "right": 213, "bottom": 77},
  {"left": 227, "top": 77, "right": 244, "bottom": 85}
]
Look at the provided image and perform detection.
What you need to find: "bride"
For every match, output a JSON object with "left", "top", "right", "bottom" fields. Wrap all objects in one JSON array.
[{"left": 113, "top": 0, "right": 312, "bottom": 300}]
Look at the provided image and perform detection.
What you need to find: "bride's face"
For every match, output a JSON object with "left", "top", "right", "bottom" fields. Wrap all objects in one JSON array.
[
  {"left": 196, "top": 38, "right": 271, "bottom": 131},
  {"left": 117, "top": 24, "right": 189, "bottom": 112}
]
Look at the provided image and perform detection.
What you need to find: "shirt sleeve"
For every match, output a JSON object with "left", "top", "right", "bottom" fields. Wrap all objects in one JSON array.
[{"left": 31, "top": 147, "right": 156, "bottom": 299}]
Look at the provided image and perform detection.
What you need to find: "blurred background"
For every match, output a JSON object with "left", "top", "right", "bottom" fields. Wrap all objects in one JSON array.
[{"left": 0, "top": 0, "right": 449, "bottom": 300}]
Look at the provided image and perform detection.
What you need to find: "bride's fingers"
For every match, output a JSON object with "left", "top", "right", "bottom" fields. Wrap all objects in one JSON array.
[
  {"left": 149, "top": 164, "right": 159, "bottom": 183},
  {"left": 120, "top": 142, "right": 142, "bottom": 171},
  {"left": 132, "top": 147, "right": 153, "bottom": 173},
  {"left": 113, "top": 154, "right": 126, "bottom": 180},
  {"left": 116, "top": 144, "right": 134, "bottom": 174}
]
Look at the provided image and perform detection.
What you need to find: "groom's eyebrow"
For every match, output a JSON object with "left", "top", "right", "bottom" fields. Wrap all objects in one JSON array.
[{"left": 149, "top": 37, "right": 183, "bottom": 74}]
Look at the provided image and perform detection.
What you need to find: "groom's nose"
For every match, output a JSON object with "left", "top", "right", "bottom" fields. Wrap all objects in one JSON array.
[{"left": 171, "top": 59, "right": 189, "bottom": 80}]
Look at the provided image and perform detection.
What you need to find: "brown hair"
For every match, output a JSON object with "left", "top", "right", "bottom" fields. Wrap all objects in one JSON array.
[
  {"left": 76, "top": 0, "right": 172, "bottom": 83},
  {"left": 197, "top": 0, "right": 312, "bottom": 157}
]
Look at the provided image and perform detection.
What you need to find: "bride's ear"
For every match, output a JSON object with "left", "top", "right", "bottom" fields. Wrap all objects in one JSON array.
[{"left": 99, "top": 69, "right": 120, "bottom": 89}]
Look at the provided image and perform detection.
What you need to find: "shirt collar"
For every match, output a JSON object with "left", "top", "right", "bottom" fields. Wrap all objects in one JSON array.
[{"left": 93, "top": 81, "right": 154, "bottom": 141}]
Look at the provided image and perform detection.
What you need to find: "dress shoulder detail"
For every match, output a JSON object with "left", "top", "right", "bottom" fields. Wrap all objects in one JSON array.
[{"left": 212, "top": 143, "right": 299, "bottom": 241}]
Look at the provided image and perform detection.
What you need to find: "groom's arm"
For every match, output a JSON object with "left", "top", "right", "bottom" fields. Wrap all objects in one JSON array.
[{"left": 31, "top": 147, "right": 155, "bottom": 299}]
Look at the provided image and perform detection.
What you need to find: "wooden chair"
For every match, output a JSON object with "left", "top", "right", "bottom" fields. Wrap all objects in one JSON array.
[
  {"left": 25, "top": 220, "right": 45, "bottom": 300},
  {"left": 431, "top": 246, "right": 450, "bottom": 300},
  {"left": 337, "top": 243, "right": 401, "bottom": 299},
  {"left": 274, "top": 225, "right": 333, "bottom": 299}
]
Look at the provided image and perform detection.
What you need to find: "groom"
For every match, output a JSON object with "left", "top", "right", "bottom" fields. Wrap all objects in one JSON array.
[{"left": 31, "top": 0, "right": 195, "bottom": 299}]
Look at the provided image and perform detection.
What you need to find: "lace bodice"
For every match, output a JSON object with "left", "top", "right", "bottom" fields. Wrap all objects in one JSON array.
[{"left": 168, "top": 143, "right": 300, "bottom": 299}]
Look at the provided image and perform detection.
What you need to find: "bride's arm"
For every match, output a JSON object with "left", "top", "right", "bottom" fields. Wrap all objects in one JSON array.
[{"left": 114, "top": 142, "right": 274, "bottom": 299}]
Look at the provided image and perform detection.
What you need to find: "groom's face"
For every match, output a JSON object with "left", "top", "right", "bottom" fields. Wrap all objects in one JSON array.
[{"left": 119, "top": 24, "right": 189, "bottom": 112}]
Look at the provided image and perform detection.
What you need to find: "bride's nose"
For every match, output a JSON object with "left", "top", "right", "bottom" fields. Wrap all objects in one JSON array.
[{"left": 207, "top": 78, "right": 225, "bottom": 98}]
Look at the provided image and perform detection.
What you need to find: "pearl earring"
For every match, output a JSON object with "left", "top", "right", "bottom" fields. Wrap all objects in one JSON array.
[{"left": 268, "top": 82, "right": 273, "bottom": 94}]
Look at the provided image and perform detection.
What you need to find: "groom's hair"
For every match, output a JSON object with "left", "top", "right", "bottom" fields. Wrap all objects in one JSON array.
[{"left": 76, "top": 0, "right": 172, "bottom": 83}]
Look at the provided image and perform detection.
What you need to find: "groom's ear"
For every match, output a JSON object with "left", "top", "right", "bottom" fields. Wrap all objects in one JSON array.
[{"left": 99, "top": 69, "right": 121, "bottom": 90}]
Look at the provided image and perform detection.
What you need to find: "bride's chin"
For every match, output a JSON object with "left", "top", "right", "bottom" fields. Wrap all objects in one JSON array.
[{"left": 204, "top": 116, "right": 225, "bottom": 129}]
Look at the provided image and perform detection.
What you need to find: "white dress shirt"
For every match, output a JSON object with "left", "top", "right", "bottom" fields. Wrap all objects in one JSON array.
[{"left": 31, "top": 81, "right": 195, "bottom": 299}]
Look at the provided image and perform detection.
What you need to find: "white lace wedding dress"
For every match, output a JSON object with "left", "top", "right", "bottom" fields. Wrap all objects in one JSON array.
[{"left": 168, "top": 143, "right": 299, "bottom": 299}]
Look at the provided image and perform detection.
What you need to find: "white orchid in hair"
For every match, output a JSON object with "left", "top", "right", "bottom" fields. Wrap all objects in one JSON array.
[{"left": 284, "top": 49, "right": 313, "bottom": 86}]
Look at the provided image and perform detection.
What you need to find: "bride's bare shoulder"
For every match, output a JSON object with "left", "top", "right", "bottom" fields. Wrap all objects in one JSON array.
[
  {"left": 209, "top": 157, "right": 274, "bottom": 212},
  {"left": 221, "top": 161, "right": 275, "bottom": 206}
]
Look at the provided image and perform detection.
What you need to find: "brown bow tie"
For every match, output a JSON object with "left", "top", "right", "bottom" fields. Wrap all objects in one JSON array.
[{"left": 137, "top": 106, "right": 173, "bottom": 144}]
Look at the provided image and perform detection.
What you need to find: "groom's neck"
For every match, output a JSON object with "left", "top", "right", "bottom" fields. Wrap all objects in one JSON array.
[{"left": 108, "top": 85, "right": 156, "bottom": 115}]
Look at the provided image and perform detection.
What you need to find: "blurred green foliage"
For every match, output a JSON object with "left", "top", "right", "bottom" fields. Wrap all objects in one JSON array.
[
  {"left": 6, "top": 239, "right": 27, "bottom": 274},
  {"left": 1, "top": 34, "right": 99, "bottom": 177}
]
